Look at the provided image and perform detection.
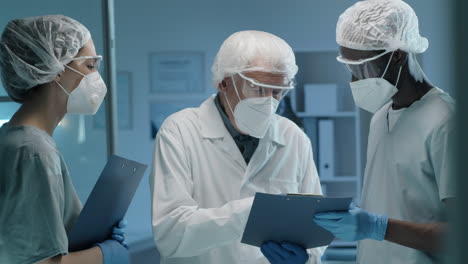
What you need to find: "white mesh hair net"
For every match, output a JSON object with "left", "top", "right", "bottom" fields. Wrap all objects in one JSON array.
[
  {"left": 0, "top": 15, "right": 91, "bottom": 102},
  {"left": 211, "top": 30, "right": 298, "bottom": 90},
  {"left": 336, "top": 0, "right": 428, "bottom": 54}
]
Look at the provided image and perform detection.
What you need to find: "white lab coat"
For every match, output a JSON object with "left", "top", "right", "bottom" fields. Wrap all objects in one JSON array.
[
  {"left": 150, "top": 95, "right": 325, "bottom": 264},
  {"left": 357, "top": 88, "right": 456, "bottom": 264}
]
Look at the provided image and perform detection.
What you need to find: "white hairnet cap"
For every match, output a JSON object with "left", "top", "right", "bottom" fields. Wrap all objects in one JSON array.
[
  {"left": 336, "top": 0, "right": 428, "bottom": 54},
  {"left": 0, "top": 15, "right": 91, "bottom": 102},
  {"left": 211, "top": 30, "right": 298, "bottom": 89}
]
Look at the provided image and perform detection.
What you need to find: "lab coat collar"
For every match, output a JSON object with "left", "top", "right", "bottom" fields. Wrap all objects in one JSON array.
[
  {"left": 266, "top": 116, "right": 287, "bottom": 146},
  {"left": 199, "top": 95, "right": 229, "bottom": 139},
  {"left": 199, "top": 95, "right": 286, "bottom": 146}
]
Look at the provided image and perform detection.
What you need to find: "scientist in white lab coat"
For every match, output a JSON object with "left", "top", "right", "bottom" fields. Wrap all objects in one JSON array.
[{"left": 149, "top": 30, "right": 325, "bottom": 264}]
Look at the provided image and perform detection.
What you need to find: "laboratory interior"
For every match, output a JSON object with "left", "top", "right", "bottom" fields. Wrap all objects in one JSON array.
[{"left": 0, "top": 0, "right": 467, "bottom": 263}]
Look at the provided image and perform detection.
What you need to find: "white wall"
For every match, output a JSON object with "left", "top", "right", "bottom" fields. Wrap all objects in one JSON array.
[{"left": 114, "top": 0, "right": 456, "bottom": 244}]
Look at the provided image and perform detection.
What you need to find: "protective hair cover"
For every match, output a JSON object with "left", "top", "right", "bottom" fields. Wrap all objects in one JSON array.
[
  {"left": 0, "top": 15, "right": 91, "bottom": 102},
  {"left": 211, "top": 30, "right": 298, "bottom": 90},
  {"left": 336, "top": 0, "right": 428, "bottom": 54}
]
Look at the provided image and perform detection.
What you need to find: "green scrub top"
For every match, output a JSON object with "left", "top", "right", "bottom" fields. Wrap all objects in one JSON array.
[{"left": 0, "top": 124, "right": 82, "bottom": 264}]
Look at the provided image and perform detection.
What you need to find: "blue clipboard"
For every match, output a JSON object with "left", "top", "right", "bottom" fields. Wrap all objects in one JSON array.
[
  {"left": 241, "top": 193, "right": 352, "bottom": 249},
  {"left": 68, "top": 155, "right": 147, "bottom": 251}
]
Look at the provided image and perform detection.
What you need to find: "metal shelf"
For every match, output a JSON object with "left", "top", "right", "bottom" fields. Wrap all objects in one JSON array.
[{"left": 320, "top": 176, "right": 358, "bottom": 183}]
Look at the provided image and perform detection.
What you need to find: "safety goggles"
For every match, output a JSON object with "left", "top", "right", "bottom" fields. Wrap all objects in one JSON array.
[
  {"left": 336, "top": 51, "right": 393, "bottom": 80},
  {"left": 235, "top": 72, "right": 295, "bottom": 100},
  {"left": 71, "top": 55, "right": 103, "bottom": 70}
]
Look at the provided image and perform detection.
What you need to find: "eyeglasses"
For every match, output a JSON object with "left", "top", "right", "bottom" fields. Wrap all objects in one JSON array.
[
  {"left": 238, "top": 72, "right": 295, "bottom": 90},
  {"left": 336, "top": 50, "right": 391, "bottom": 65},
  {"left": 336, "top": 51, "right": 394, "bottom": 80},
  {"left": 235, "top": 72, "right": 295, "bottom": 100},
  {"left": 71, "top": 55, "right": 103, "bottom": 69}
]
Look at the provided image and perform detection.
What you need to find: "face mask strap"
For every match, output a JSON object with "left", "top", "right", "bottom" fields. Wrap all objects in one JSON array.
[
  {"left": 55, "top": 64, "right": 86, "bottom": 96},
  {"left": 223, "top": 76, "right": 242, "bottom": 117},
  {"left": 65, "top": 64, "right": 86, "bottom": 77},
  {"left": 380, "top": 51, "right": 395, "bottom": 79},
  {"left": 231, "top": 76, "right": 243, "bottom": 102},
  {"left": 382, "top": 51, "right": 404, "bottom": 89},
  {"left": 55, "top": 80, "right": 70, "bottom": 96},
  {"left": 394, "top": 64, "right": 403, "bottom": 89}
]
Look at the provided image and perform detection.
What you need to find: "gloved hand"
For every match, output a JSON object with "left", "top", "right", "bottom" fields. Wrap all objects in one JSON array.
[
  {"left": 111, "top": 219, "right": 128, "bottom": 248},
  {"left": 313, "top": 205, "right": 388, "bottom": 241},
  {"left": 95, "top": 219, "right": 130, "bottom": 264},
  {"left": 260, "top": 241, "right": 309, "bottom": 264}
]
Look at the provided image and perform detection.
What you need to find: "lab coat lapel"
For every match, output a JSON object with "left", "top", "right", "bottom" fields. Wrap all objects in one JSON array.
[
  {"left": 244, "top": 140, "right": 277, "bottom": 180},
  {"left": 218, "top": 136, "right": 247, "bottom": 170},
  {"left": 200, "top": 95, "right": 247, "bottom": 171},
  {"left": 242, "top": 116, "right": 286, "bottom": 185}
]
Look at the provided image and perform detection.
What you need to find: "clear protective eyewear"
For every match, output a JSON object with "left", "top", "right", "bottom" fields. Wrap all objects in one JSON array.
[
  {"left": 70, "top": 55, "right": 103, "bottom": 70},
  {"left": 236, "top": 72, "right": 295, "bottom": 101},
  {"left": 336, "top": 50, "right": 393, "bottom": 80}
]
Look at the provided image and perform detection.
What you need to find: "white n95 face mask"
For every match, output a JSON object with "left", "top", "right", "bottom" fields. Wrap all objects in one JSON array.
[
  {"left": 234, "top": 96, "right": 279, "bottom": 138},
  {"left": 56, "top": 65, "right": 107, "bottom": 115},
  {"left": 224, "top": 77, "right": 280, "bottom": 139},
  {"left": 350, "top": 78, "right": 398, "bottom": 113},
  {"left": 349, "top": 52, "right": 402, "bottom": 113}
]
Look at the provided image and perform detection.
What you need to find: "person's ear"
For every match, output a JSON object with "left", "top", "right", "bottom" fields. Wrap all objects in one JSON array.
[{"left": 218, "top": 79, "right": 228, "bottom": 92}]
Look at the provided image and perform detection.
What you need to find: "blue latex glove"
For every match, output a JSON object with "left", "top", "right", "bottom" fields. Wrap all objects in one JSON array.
[
  {"left": 111, "top": 219, "right": 128, "bottom": 248},
  {"left": 260, "top": 241, "right": 309, "bottom": 264},
  {"left": 95, "top": 219, "right": 130, "bottom": 264},
  {"left": 96, "top": 240, "right": 130, "bottom": 264},
  {"left": 313, "top": 205, "right": 388, "bottom": 241}
]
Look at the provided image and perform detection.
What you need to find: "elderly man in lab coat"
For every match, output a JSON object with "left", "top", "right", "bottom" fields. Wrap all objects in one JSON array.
[{"left": 149, "top": 30, "right": 325, "bottom": 264}]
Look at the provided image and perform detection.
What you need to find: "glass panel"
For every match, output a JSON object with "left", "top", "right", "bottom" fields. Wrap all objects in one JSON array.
[
  {"left": 0, "top": 101, "right": 20, "bottom": 125},
  {"left": 0, "top": 83, "right": 7, "bottom": 97},
  {"left": 54, "top": 114, "right": 108, "bottom": 201}
]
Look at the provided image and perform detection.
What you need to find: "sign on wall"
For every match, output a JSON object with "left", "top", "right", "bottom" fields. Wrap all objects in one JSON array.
[{"left": 149, "top": 52, "right": 205, "bottom": 94}]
